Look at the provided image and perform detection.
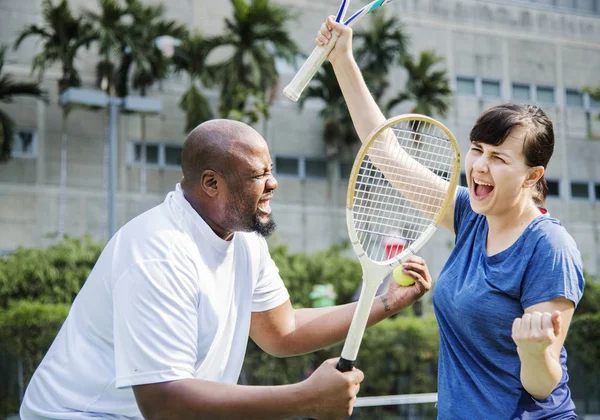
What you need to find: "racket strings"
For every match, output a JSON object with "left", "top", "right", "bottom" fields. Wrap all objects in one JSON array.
[{"left": 353, "top": 120, "right": 456, "bottom": 262}]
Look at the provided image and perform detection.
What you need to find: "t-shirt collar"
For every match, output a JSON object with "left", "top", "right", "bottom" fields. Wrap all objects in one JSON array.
[{"left": 169, "top": 183, "right": 234, "bottom": 252}]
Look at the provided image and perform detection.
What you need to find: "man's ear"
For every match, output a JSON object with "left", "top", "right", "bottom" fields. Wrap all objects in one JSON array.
[
  {"left": 201, "top": 170, "right": 219, "bottom": 197},
  {"left": 523, "top": 166, "right": 544, "bottom": 188}
]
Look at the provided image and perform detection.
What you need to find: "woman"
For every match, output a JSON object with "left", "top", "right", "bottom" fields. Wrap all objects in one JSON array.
[{"left": 315, "top": 16, "right": 585, "bottom": 419}]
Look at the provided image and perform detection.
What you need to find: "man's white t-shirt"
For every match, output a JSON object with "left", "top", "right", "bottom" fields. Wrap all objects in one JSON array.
[{"left": 21, "top": 184, "right": 290, "bottom": 419}]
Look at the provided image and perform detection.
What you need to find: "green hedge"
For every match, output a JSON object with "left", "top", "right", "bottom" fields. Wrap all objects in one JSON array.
[
  {"left": 566, "top": 311, "right": 600, "bottom": 382},
  {"left": 0, "top": 301, "right": 70, "bottom": 383},
  {"left": 0, "top": 235, "right": 103, "bottom": 306},
  {"left": 242, "top": 315, "right": 439, "bottom": 394},
  {"left": 0, "top": 236, "right": 102, "bottom": 417},
  {"left": 270, "top": 242, "right": 362, "bottom": 308}
]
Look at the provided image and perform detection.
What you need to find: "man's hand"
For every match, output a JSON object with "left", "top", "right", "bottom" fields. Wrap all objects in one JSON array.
[
  {"left": 383, "top": 256, "right": 432, "bottom": 313},
  {"left": 301, "top": 358, "right": 364, "bottom": 420}
]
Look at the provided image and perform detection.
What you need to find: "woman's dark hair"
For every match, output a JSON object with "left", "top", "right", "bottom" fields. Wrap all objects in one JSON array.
[{"left": 469, "top": 103, "right": 554, "bottom": 206}]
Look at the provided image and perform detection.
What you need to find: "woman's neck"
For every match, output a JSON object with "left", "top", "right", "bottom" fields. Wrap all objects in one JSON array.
[
  {"left": 487, "top": 201, "right": 541, "bottom": 235},
  {"left": 485, "top": 200, "right": 541, "bottom": 256}
]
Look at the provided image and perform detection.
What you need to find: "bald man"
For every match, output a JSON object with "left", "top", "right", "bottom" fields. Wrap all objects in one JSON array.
[{"left": 21, "top": 119, "right": 432, "bottom": 420}]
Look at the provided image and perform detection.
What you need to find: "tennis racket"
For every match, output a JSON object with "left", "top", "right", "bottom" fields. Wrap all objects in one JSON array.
[
  {"left": 283, "top": 0, "right": 393, "bottom": 102},
  {"left": 336, "top": 114, "right": 461, "bottom": 372}
]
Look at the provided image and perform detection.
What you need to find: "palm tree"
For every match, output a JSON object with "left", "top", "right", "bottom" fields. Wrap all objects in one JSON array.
[
  {"left": 354, "top": 13, "right": 409, "bottom": 103},
  {"left": 13, "top": 0, "right": 94, "bottom": 238},
  {"left": 386, "top": 50, "right": 452, "bottom": 117},
  {"left": 172, "top": 33, "right": 215, "bottom": 134},
  {"left": 300, "top": 63, "right": 356, "bottom": 160},
  {"left": 0, "top": 46, "right": 46, "bottom": 162},
  {"left": 206, "top": 0, "right": 299, "bottom": 123},
  {"left": 83, "top": 0, "right": 131, "bottom": 95},
  {"left": 84, "top": 0, "right": 136, "bottom": 230},
  {"left": 120, "top": 0, "right": 187, "bottom": 198}
]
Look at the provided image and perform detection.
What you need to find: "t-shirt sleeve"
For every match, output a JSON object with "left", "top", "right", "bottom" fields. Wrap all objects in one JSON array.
[
  {"left": 521, "top": 226, "right": 585, "bottom": 309},
  {"left": 113, "top": 260, "right": 198, "bottom": 388},
  {"left": 251, "top": 237, "right": 289, "bottom": 312},
  {"left": 453, "top": 186, "right": 472, "bottom": 237}
]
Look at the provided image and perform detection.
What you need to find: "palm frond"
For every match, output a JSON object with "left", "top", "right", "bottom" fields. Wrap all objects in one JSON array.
[
  {"left": 208, "top": 0, "right": 299, "bottom": 118},
  {"left": 0, "top": 78, "right": 47, "bottom": 103},
  {"left": 179, "top": 84, "right": 214, "bottom": 133},
  {"left": 12, "top": 0, "right": 92, "bottom": 93}
]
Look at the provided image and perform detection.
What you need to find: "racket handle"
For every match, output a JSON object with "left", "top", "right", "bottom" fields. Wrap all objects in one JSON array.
[
  {"left": 282, "top": 32, "right": 340, "bottom": 102},
  {"left": 336, "top": 357, "right": 355, "bottom": 372}
]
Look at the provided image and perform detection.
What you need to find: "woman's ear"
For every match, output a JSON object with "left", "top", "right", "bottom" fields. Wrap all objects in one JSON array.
[{"left": 523, "top": 166, "right": 545, "bottom": 188}]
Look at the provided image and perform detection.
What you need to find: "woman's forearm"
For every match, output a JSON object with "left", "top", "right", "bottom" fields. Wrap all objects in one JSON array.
[{"left": 517, "top": 347, "right": 563, "bottom": 399}]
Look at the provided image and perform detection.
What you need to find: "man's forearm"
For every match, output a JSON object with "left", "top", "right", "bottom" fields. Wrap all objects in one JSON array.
[
  {"left": 518, "top": 348, "right": 563, "bottom": 400},
  {"left": 274, "top": 292, "right": 404, "bottom": 357},
  {"left": 137, "top": 379, "right": 309, "bottom": 420}
]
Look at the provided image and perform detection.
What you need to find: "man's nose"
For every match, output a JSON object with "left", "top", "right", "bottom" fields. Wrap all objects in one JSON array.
[{"left": 266, "top": 173, "right": 278, "bottom": 191}]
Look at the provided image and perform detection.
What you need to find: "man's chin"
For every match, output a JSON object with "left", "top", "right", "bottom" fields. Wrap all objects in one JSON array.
[{"left": 252, "top": 216, "right": 276, "bottom": 238}]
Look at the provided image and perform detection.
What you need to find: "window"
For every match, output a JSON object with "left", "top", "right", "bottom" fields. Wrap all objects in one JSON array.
[
  {"left": 130, "top": 141, "right": 183, "bottom": 169},
  {"left": 595, "top": 183, "right": 600, "bottom": 201},
  {"left": 570, "top": 181, "right": 589, "bottom": 199},
  {"left": 590, "top": 94, "right": 600, "bottom": 109},
  {"left": 12, "top": 129, "right": 37, "bottom": 158},
  {"left": 134, "top": 143, "right": 159, "bottom": 165},
  {"left": 305, "top": 158, "right": 327, "bottom": 178},
  {"left": 460, "top": 173, "right": 468, "bottom": 187},
  {"left": 481, "top": 80, "right": 501, "bottom": 97},
  {"left": 546, "top": 179, "right": 560, "bottom": 197},
  {"left": 511, "top": 83, "right": 530, "bottom": 101},
  {"left": 575, "top": 0, "right": 598, "bottom": 13},
  {"left": 566, "top": 89, "right": 584, "bottom": 107},
  {"left": 536, "top": 86, "right": 555, "bottom": 104},
  {"left": 275, "top": 156, "right": 300, "bottom": 176},
  {"left": 456, "top": 77, "right": 476, "bottom": 95},
  {"left": 165, "top": 145, "right": 182, "bottom": 167}
]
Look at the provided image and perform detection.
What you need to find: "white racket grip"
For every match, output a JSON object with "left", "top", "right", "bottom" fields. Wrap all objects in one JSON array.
[{"left": 283, "top": 32, "right": 340, "bottom": 102}]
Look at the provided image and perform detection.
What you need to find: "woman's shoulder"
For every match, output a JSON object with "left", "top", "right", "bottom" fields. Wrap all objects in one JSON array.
[{"left": 528, "top": 215, "right": 580, "bottom": 254}]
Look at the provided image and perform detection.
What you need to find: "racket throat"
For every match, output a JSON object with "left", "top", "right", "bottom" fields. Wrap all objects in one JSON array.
[{"left": 337, "top": 277, "right": 383, "bottom": 369}]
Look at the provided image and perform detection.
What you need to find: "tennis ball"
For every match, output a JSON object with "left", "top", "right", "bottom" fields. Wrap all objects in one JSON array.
[{"left": 393, "top": 266, "right": 415, "bottom": 286}]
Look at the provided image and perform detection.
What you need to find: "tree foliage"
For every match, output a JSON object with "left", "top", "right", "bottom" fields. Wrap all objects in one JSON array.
[
  {"left": 204, "top": 0, "right": 299, "bottom": 123},
  {"left": 386, "top": 50, "right": 452, "bottom": 117},
  {"left": 0, "top": 236, "right": 103, "bottom": 417},
  {"left": 172, "top": 32, "right": 215, "bottom": 133},
  {"left": 270, "top": 242, "right": 362, "bottom": 308},
  {"left": 0, "top": 236, "right": 103, "bottom": 307},
  {"left": 14, "top": 0, "right": 95, "bottom": 94}
]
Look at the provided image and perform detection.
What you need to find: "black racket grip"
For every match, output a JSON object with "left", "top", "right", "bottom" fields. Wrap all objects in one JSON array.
[{"left": 336, "top": 357, "right": 355, "bottom": 372}]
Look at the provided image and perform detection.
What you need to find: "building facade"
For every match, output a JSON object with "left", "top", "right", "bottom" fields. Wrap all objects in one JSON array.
[{"left": 1, "top": 0, "right": 599, "bottom": 280}]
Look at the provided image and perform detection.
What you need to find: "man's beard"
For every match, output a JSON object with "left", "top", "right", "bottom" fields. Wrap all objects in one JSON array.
[{"left": 252, "top": 213, "right": 276, "bottom": 238}]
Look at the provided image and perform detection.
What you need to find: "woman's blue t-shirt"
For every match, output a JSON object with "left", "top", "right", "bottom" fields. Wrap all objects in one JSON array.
[{"left": 433, "top": 187, "right": 585, "bottom": 419}]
